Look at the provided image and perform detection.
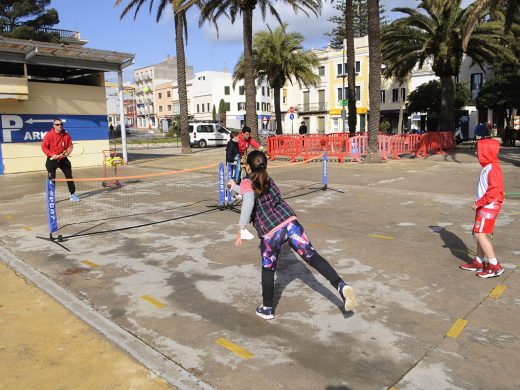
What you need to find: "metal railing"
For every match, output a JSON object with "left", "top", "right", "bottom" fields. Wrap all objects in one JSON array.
[
  {"left": 297, "top": 102, "right": 328, "bottom": 113},
  {"left": 1, "top": 24, "right": 80, "bottom": 40}
]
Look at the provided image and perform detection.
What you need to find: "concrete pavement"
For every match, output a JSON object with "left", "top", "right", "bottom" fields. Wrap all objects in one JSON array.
[{"left": 1, "top": 144, "right": 519, "bottom": 389}]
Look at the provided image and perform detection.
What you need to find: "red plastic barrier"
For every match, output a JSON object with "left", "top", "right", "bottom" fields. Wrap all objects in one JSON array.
[{"left": 267, "top": 132, "right": 455, "bottom": 162}]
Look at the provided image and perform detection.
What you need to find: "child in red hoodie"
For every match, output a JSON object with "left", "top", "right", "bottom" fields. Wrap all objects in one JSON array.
[{"left": 460, "top": 138, "right": 505, "bottom": 278}]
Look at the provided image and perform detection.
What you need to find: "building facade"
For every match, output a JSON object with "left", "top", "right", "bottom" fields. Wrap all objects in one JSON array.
[{"left": 133, "top": 56, "right": 194, "bottom": 130}]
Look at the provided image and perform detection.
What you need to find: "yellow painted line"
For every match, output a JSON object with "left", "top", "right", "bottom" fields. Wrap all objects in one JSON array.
[
  {"left": 447, "top": 319, "right": 468, "bottom": 338},
  {"left": 369, "top": 234, "right": 395, "bottom": 240},
  {"left": 215, "top": 338, "right": 254, "bottom": 359},
  {"left": 140, "top": 295, "right": 167, "bottom": 308},
  {"left": 22, "top": 226, "right": 32, "bottom": 231},
  {"left": 489, "top": 285, "right": 507, "bottom": 299},
  {"left": 511, "top": 212, "right": 520, "bottom": 215},
  {"left": 81, "top": 260, "right": 99, "bottom": 268},
  {"left": 4, "top": 215, "right": 14, "bottom": 220}
]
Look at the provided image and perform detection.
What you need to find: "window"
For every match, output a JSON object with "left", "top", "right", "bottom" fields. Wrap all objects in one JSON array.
[
  {"left": 256, "top": 102, "right": 259, "bottom": 110},
  {"left": 337, "top": 87, "right": 344, "bottom": 102},
  {"left": 283, "top": 96, "right": 287, "bottom": 104},
  {"left": 167, "top": 105, "right": 171, "bottom": 111},
  {"left": 224, "top": 86, "right": 230, "bottom": 95},
  {"left": 355, "top": 86, "right": 361, "bottom": 101},
  {"left": 196, "top": 104, "right": 200, "bottom": 113},
  {"left": 225, "top": 102, "right": 231, "bottom": 111},
  {"left": 262, "top": 86, "right": 265, "bottom": 96},
  {"left": 239, "top": 86, "right": 245, "bottom": 95},
  {"left": 158, "top": 92, "right": 162, "bottom": 99},
  {"left": 470, "top": 73, "right": 483, "bottom": 99},
  {"left": 337, "top": 61, "right": 360, "bottom": 76},
  {"left": 381, "top": 90, "right": 386, "bottom": 103},
  {"left": 217, "top": 125, "right": 229, "bottom": 134},
  {"left": 261, "top": 103, "right": 266, "bottom": 111},
  {"left": 267, "top": 88, "right": 270, "bottom": 97},
  {"left": 318, "top": 66, "right": 325, "bottom": 76},
  {"left": 392, "top": 88, "right": 399, "bottom": 102},
  {"left": 337, "top": 63, "right": 343, "bottom": 76},
  {"left": 207, "top": 103, "right": 210, "bottom": 112},
  {"left": 198, "top": 76, "right": 206, "bottom": 80},
  {"left": 159, "top": 106, "right": 163, "bottom": 112},
  {"left": 167, "top": 91, "right": 171, "bottom": 98},
  {"left": 197, "top": 125, "right": 213, "bottom": 133},
  {"left": 201, "top": 104, "right": 205, "bottom": 113},
  {"left": 400, "top": 88, "right": 406, "bottom": 101},
  {"left": 238, "top": 102, "right": 246, "bottom": 110}
]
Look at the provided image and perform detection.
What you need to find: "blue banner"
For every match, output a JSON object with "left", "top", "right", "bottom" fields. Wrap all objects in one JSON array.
[
  {"left": 218, "top": 162, "right": 225, "bottom": 207},
  {"left": 0, "top": 114, "right": 108, "bottom": 143},
  {"left": 322, "top": 152, "right": 328, "bottom": 188},
  {"left": 46, "top": 178, "right": 59, "bottom": 233}
]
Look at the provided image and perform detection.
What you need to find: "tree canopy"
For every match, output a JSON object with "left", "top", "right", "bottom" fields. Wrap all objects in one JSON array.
[
  {"left": 0, "top": 0, "right": 60, "bottom": 42},
  {"left": 406, "top": 80, "right": 470, "bottom": 116},
  {"left": 476, "top": 73, "right": 520, "bottom": 122}
]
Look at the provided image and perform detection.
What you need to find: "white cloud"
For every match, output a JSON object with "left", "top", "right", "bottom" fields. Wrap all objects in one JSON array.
[{"left": 201, "top": 1, "right": 337, "bottom": 48}]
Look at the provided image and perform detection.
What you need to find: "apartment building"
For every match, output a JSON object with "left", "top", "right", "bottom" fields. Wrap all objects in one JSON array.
[
  {"left": 105, "top": 82, "right": 137, "bottom": 128},
  {"left": 189, "top": 71, "right": 272, "bottom": 130},
  {"left": 133, "top": 56, "right": 194, "bottom": 129},
  {"left": 280, "top": 36, "right": 370, "bottom": 134}
]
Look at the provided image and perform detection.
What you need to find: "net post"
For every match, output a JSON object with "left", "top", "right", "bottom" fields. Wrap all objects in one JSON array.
[
  {"left": 218, "top": 162, "right": 225, "bottom": 210},
  {"left": 45, "top": 178, "right": 59, "bottom": 234},
  {"left": 226, "top": 163, "right": 232, "bottom": 206},
  {"left": 322, "top": 152, "right": 328, "bottom": 191}
]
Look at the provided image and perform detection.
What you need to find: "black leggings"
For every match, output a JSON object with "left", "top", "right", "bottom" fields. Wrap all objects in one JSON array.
[
  {"left": 46, "top": 158, "right": 76, "bottom": 195},
  {"left": 261, "top": 252, "right": 342, "bottom": 308}
]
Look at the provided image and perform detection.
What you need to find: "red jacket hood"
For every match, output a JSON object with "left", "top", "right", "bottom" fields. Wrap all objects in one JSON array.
[{"left": 477, "top": 138, "right": 500, "bottom": 167}]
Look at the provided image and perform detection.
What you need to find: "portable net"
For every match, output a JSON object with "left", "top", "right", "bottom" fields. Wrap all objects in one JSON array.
[{"left": 52, "top": 163, "right": 220, "bottom": 237}]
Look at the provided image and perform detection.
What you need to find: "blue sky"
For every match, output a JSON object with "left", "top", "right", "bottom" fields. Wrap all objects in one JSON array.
[{"left": 50, "top": 0, "right": 472, "bottom": 83}]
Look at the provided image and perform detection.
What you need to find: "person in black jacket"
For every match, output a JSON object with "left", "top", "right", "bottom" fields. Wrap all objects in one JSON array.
[
  {"left": 226, "top": 130, "right": 240, "bottom": 183},
  {"left": 298, "top": 121, "right": 308, "bottom": 135}
]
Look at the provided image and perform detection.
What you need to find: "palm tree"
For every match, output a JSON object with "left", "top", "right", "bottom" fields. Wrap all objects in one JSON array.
[
  {"left": 462, "top": 0, "right": 520, "bottom": 51},
  {"left": 115, "top": 0, "right": 194, "bottom": 154},
  {"left": 366, "top": 0, "right": 381, "bottom": 160},
  {"left": 345, "top": 0, "right": 358, "bottom": 134},
  {"left": 382, "top": 0, "right": 516, "bottom": 131},
  {"left": 233, "top": 24, "right": 320, "bottom": 134},
  {"left": 195, "top": 0, "right": 321, "bottom": 140}
]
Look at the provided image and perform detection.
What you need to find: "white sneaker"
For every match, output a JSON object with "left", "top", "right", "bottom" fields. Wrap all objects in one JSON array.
[
  {"left": 69, "top": 194, "right": 80, "bottom": 202},
  {"left": 235, "top": 194, "right": 242, "bottom": 200}
]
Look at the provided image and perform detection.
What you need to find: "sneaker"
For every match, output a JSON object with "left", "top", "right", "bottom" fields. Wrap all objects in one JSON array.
[
  {"left": 460, "top": 259, "right": 484, "bottom": 272},
  {"left": 235, "top": 194, "right": 243, "bottom": 200},
  {"left": 69, "top": 193, "right": 80, "bottom": 202},
  {"left": 255, "top": 305, "right": 274, "bottom": 320},
  {"left": 338, "top": 281, "right": 357, "bottom": 311},
  {"left": 477, "top": 262, "right": 504, "bottom": 278}
]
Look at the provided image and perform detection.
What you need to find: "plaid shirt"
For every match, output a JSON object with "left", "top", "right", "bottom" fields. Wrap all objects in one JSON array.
[{"left": 252, "top": 178, "right": 296, "bottom": 236}]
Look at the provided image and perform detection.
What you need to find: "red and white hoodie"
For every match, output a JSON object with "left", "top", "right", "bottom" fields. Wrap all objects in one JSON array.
[{"left": 475, "top": 138, "right": 504, "bottom": 213}]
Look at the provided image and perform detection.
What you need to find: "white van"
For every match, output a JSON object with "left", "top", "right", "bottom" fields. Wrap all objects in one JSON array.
[{"left": 189, "top": 123, "right": 230, "bottom": 148}]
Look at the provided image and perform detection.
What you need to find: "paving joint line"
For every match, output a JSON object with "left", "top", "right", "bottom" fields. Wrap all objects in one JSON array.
[
  {"left": 388, "top": 266, "right": 517, "bottom": 389},
  {"left": 0, "top": 242, "right": 215, "bottom": 390}
]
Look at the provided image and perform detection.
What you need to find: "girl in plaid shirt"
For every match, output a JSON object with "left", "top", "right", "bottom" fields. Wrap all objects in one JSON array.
[{"left": 228, "top": 150, "right": 356, "bottom": 320}]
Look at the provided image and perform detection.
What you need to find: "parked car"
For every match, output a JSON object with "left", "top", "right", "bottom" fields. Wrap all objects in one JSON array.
[{"left": 189, "top": 123, "right": 230, "bottom": 148}]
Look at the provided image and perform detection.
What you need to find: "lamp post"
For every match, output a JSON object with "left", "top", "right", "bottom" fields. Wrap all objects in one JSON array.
[{"left": 342, "top": 37, "right": 346, "bottom": 133}]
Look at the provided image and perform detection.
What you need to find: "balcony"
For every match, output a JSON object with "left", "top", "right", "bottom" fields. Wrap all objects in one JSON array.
[
  {"left": 297, "top": 102, "right": 328, "bottom": 113},
  {"left": 1, "top": 24, "right": 83, "bottom": 45}
]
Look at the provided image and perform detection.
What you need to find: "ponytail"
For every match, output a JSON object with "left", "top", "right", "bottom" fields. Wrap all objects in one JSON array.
[{"left": 246, "top": 150, "right": 269, "bottom": 196}]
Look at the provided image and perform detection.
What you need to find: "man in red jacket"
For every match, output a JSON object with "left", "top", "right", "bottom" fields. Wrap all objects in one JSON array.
[
  {"left": 460, "top": 138, "right": 504, "bottom": 278},
  {"left": 41, "top": 118, "right": 80, "bottom": 202},
  {"left": 237, "top": 126, "right": 264, "bottom": 157}
]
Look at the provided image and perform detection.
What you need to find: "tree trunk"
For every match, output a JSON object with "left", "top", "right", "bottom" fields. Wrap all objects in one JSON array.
[
  {"left": 273, "top": 86, "right": 282, "bottom": 134},
  {"left": 366, "top": 0, "right": 382, "bottom": 162},
  {"left": 439, "top": 75, "right": 456, "bottom": 131},
  {"left": 242, "top": 6, "right": 259, "bottom": 140},
  {"left": 174, "top": 10, "right": 192, "bottom": 154},
  {"left": 346, "top": 0, "right": 357, "bottom": 134}
]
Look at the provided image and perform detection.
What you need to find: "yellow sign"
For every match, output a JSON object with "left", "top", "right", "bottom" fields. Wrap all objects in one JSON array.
[
  {"left": 357, "top": 107, "right": 368, "bottom": 114},
  {"left": 329, "top": 107, "right": 368, "bottom": 115}
]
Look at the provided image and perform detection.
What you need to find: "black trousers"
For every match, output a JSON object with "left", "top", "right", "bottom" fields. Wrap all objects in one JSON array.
[{"left": 46, "top": 157, "right": 76, "bottom": 195}]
